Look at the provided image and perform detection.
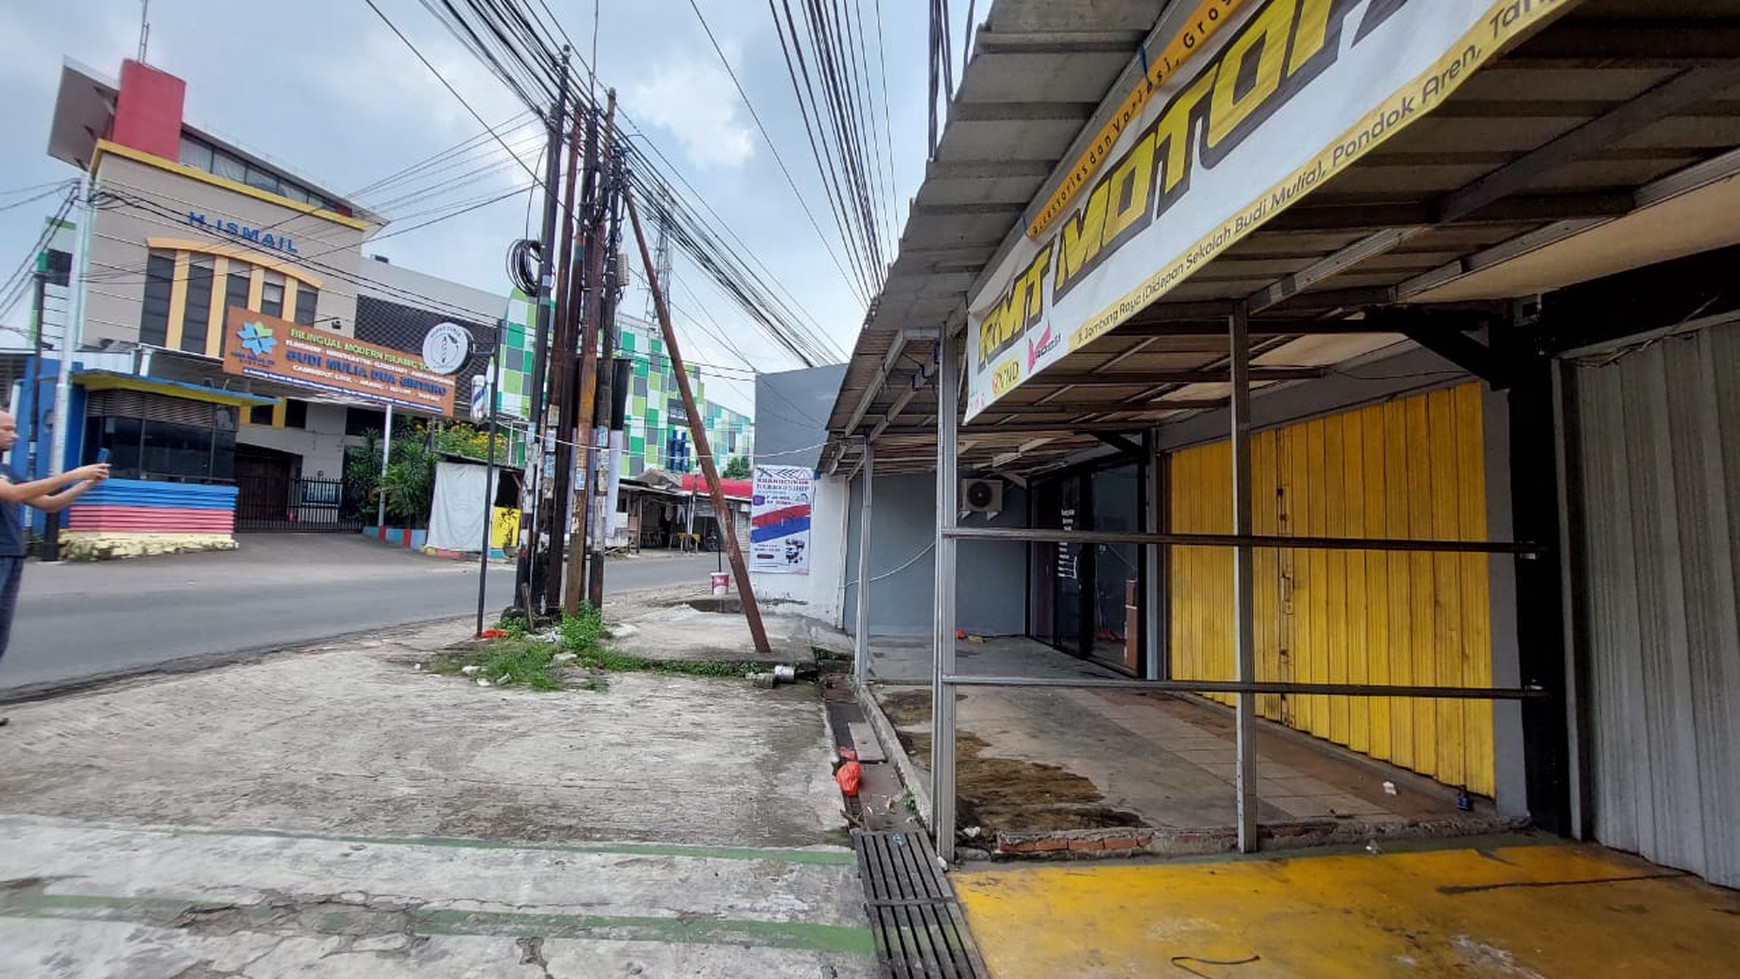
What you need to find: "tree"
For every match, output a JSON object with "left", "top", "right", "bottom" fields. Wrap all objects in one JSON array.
[{"left": 721, "top": 456, "right": 751, "bottom": 480}]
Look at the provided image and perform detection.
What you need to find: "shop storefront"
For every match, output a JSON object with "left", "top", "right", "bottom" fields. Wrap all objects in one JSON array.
[{"left": 817, "top": 0, "right": 1740, "bottom": 874}]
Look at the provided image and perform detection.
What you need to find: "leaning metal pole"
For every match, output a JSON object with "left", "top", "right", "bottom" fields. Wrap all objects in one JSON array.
[
  {"left": 933, "top": 331, "right": 959, "bottom": 864},
  {"left": 1230, "top": 301, "right": 1259, "bottom": 853},
  {"left": 854, "top": 438, "right": 874, "bottom": 683},
  {"left": 624, "top": 183, "right": 772, "bottom": 653}
]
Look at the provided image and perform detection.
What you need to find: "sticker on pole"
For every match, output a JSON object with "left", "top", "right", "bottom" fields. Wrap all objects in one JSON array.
[{"left": 750, "top": 466, "right": 813, "bottom": 575}]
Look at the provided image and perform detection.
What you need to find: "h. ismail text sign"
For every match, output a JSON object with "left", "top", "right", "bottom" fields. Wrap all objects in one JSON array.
[
  {"left": 967, "top": 0, "right": 1575, "bottom": 420},
  {"left": 220, "top": 307, "right": 457, "bottom": 416}
]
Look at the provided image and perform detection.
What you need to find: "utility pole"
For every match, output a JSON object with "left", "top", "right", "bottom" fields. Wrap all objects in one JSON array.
[
  {"left": 36, "top": 234, "right": 74, "bottom": 559},
  {"left": 48, "top": 182, "right": 92, "bottom": 562},
  {"left": 27, "top": 270, "right": 48, "bottom": 482},
  {"left": 586, "top": 143, "right": 627, "bottom": 610},
  {"left": 564, "top": 91, "right": 617, "bottom": 614},
  {"left": 625, "top": 183, "right": 771, "bottom": 653},
  {"left": 541, "top": 94, "right": 589, "bottom": 614},
  {"left": 513, "top": 45, "right": 571, "bottom": 620}
]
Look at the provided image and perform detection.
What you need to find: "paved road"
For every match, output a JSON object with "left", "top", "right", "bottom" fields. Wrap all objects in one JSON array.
[{"left": 0, "top": 535, "right": 718, "bottom": 695}]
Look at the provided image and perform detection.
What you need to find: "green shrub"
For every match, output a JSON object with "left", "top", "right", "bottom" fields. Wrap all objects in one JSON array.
[{"left": 559, "top": 605, "right": 607, "bottom": 653}]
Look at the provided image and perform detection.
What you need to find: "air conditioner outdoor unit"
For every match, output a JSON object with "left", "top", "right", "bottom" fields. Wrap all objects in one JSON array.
[{"left": 961, "top": 478, "right": 1003, "bottom": 519}]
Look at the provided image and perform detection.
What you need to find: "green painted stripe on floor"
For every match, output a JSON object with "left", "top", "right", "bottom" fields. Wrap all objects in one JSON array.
[
  {"left": 0, "top": 816, "right": 857, "bottom": 866},
  {"left": 0, "top": 887, "right": 875, "bottom": 957},
  {"left": 417, "top": 908, "right": 875, "bottom": 955}
]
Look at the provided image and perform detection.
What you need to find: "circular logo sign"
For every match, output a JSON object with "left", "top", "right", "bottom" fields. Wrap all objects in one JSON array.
[{"left": 422, "top": 322, "right": 472, "bottom": 375}]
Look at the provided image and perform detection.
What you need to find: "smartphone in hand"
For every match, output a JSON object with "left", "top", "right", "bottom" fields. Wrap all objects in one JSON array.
[{"left": 96, "top": 448, "right": 110, "bottom": 464}]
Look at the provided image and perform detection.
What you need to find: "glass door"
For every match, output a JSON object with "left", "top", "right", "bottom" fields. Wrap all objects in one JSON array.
[
  {"left": 1091, "top": 463, "right": 1142, "bottom": 670},
  {"left": 1054, "top": 476, "right": 1088, "bottom": 655}
]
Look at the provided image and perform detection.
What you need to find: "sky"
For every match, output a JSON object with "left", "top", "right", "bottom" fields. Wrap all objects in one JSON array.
[{"left": 0, "top": 0, "right": 977, "bottom": 418}]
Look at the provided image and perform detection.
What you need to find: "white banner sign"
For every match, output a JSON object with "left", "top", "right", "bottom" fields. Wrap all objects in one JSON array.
[
  {"left": 966, "top": 0, "right": 1573, "bottom": 419},
  {"left": 749, "top": 465, "right": 814, "bottom": 575}
]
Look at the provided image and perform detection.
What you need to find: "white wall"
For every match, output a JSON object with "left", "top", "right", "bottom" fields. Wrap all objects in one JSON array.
[
  {"left": 237, "top": 402, "right": 354, "bottom": 478},
  {"left": 749, "top": 474, "right": 848, "bottom": 627}
]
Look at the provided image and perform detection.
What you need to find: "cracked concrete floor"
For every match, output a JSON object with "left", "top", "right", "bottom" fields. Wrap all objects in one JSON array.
[{"left": 0, "top": 620, "right": 874, "bottom": 978}]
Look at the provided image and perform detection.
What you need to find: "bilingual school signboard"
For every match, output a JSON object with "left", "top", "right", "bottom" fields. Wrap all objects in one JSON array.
[
  {"left": 749, "top": 466, "right": 814, "bottom": 575},
  {"left": 966, "top": 0, "right": 1575, "bottom": 420},
  {"left": 220, "top": 307, "right": 457, "bottom": 416}
]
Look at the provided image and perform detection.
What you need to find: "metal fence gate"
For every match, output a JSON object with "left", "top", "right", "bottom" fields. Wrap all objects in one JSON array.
[{"left": 235, "top": 476, "right": 363, "bottom": 532}]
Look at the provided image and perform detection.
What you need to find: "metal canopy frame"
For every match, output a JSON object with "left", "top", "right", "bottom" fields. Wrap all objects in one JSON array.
[
  {"left": 922, "top": 311, "right": 1548, "bottom": 861},
  {"left": 827, "top": 0, "right": 1740, "bottom": 863}
]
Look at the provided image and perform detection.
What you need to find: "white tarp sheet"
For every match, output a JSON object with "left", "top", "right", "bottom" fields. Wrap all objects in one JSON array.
[{"left": 427, "top": 461, "right": 499, "bottom": 552}]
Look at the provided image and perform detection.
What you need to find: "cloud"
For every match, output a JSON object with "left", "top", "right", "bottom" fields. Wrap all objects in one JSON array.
[{"left": 625, "top": 51, "right": 755, "bottom": 169}]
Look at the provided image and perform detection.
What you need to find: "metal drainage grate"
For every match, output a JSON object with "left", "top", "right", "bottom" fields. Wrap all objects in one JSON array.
[{"left": 852, "top": 830, "right": 989, "bottom": 979}]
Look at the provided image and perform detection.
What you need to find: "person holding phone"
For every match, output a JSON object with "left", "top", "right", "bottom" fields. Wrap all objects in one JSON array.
[{"left": 0, "top": 410, "right": 109, "bottom": 723}]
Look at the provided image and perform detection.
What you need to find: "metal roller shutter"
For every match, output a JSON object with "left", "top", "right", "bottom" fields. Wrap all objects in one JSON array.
[
  {"left": 1169, "top": 382, "right": 1496, "bottom": 796},
  {"left": 1562, "top": 315, "right": 1740, "bottom": 887}
]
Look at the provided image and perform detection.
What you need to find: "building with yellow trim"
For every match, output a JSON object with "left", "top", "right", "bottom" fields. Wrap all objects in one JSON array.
[{"left": 20, "top": 57, "right": 517, "bottom": 548}]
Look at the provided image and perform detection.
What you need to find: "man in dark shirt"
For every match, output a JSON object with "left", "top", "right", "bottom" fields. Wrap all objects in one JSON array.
[{"left": 0, "top": 410, "right": 110, "bottom": 722}]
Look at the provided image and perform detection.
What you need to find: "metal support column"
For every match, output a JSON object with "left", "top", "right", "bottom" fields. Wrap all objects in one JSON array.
[
  {"left": 1143, "top": 429, "right": 1163, "bottom": 679},
  {"left": 933, "top": 331, "right": 959, "bottom": 864},
  {"left": 376, "top": 406, "right": 393, "bottom": 533},
  {"left": 1229, "top": 302, "right": 1259, "bottom": 853},
  {"left": 855, "top": 438, "right": 874, "bottom": 683}
]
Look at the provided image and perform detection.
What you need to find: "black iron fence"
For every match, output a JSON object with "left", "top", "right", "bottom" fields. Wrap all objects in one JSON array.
[{"left": 235, "top": 476, "right": 364, "bottom": 532}]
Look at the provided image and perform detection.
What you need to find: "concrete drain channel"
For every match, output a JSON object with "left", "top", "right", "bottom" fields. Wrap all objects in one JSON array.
[
  {"left": 852, "top": 829, "right": 987, "bottom": 979},
  {"left": 823, "top": 675, "right": 987, "bottom": 978}
]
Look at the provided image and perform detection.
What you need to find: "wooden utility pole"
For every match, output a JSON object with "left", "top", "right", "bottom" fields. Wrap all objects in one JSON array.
[
  {"left": 564, "top": 91, "right": 617, "bottom": 614},
  {"left": 586, "top": 142, "right": 627, "bottom": 611},
  {"left": 624, "top": 184, "right": 770, "bottom": 653},
  {"left": 513, "top": 47, "right": 570, "bottom": 617},
  {"left": 541, "top": 100, "right": 588, "bottom": 612}
]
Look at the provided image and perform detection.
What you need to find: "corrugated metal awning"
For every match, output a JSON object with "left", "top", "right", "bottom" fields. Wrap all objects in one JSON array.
[{"left": 823, "top": 0, "right": 1740, "bottom": 476}]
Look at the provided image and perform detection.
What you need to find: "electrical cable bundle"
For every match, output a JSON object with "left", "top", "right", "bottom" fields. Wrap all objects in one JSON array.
[{"left": 507, "top": 239, "right": 542, "bottom": 295}]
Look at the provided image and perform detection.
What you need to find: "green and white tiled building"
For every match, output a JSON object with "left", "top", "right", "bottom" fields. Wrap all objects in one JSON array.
[
  {"left": 616, "top": 312, "right": 752, "bottom": 477},
  {"left": 491, "top": 295, "right": 752, "bottom": 477}
]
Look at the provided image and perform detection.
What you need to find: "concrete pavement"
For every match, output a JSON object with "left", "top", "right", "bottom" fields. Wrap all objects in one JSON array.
[
  {"left": 2, "top": 535, "right": 719, "bottom": 695},
  {"left": 0, "top": 818, "right": 871, "bottom": 978},
  {"left": 0, "top": 617, "right": 875, "bottom": 977}
]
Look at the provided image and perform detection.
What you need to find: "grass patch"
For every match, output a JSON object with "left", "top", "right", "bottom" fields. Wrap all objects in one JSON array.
[
  {"left": 430, "top": 606, "right": 611, "bottom": 692},
  {"left": 574, "top": 647, "right": 758, "bottom": 678},
  {"left": 558, "top": 605, "right": 608, "bottom": 651},
  {"left": 433, "top": 606, "right": 760, "bottom": 688},
  {"left": 483, "top": 643, "right": 563, "bottom": 691},
  {"left": 428, "top": 638, "right": 561, "bottom": 690}
]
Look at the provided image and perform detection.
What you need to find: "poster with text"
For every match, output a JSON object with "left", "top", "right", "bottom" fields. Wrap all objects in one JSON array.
[{"left": 750, "top": 466, "right": 814, "bottom": 574}]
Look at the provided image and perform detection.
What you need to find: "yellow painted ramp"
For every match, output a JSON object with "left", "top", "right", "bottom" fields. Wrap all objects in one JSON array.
[{"left": 955, "top": 842, "right": 1740, "bottom": 978}]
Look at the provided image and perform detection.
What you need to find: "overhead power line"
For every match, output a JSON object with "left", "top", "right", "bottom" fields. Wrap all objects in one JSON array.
[{"left": 686, "top": 0, "right": 867, "bottom": 307}]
